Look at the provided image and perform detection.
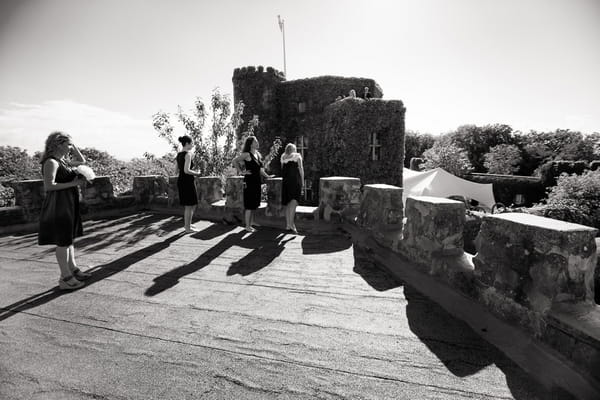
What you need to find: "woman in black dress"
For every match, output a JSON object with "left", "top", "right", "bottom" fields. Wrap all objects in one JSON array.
[
  {"left": 175, "top": 135, "right": 201, "bottom": 233},
  {"left": 232, "top": 136, "right": 273, "bottom": 232},
  {"left": 38, "top": 131, "right": 90, "bottom": 290},
  {"left": 281, "top": 143, "right": 304, "bottom": 233}
]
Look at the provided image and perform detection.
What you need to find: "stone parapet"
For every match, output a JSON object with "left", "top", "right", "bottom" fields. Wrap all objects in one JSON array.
[
  {"left": 225, "top": 176, "right": 244, "bottom": 210},
  {"left": 473, "top": 213, "right": 598, "bottom": 317},
  {"left": 197, "top": 176, "right": 223, "bottom": 209},
  {"left": 167, "top": 176, "right": 179, "bottom": 208},
  {"left": 81, "top": 176, "right": 114, "bottom": 205},
  {"left": 400, "top": 196, "right": 466, "bottom": 266},
  {"left": 132, "top": 175, "right": 168, "bottom": 206},
  {"left": 7, "top": 179, "right": 45, "bottom": 214},
  {"left": 265, "top": 177, "right": 284, "bottom": 217},
  {"left": 318, "top": 177, "right": 361, "bottom": 222},
  {"left": 358, "top": 184, "right": 403, "bottom": 247}
]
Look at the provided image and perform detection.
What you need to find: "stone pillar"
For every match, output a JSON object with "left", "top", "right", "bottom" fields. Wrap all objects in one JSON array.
[
  {"left": 265, "top": 177, "right": 283, "bottom": 217},
  {"left": 8, "top": 179, "right": 45, "bottom": 210},
  {"left": 401, "top": 196, "right": 466, "bottom": 265},
  {"left": 197, "top": 176, "right": 224, "bottom": 209},
  {"left": 132, "top": 175, "right": 168, "bottom": 205},
  {"left": 318, "top": 177, "right": 361, "bottom": 222},
  {"left": 358, "top": 184, "right": 404, "bottom": 247},
  {"left": 81, "top": 176, "right": 114, "bottom": 205},
  {"left": 225, "top": 176, "right": 244, "bottom": 210},
  {"left": 473, "top": 213, "right": 598, "bottom": 314}
]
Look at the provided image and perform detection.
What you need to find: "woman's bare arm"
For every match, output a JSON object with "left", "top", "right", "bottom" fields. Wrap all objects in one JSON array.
[
  {"left": 67, "top": 145, "right": 86, "bottom": 167},
  {"left": 297, "top": 157, "right": 305, "bottom": 184},
  {"left": 42, "top": 159, "right": 82, "bottom": 191},
  {"left": 183, "top": 152, "right": 198, "bottom": 176}
]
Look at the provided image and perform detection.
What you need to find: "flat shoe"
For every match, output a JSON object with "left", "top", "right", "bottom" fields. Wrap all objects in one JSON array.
[
  {"left": 72, "top": 268, "right": 92, "bottom": 280},
  {"left": 59, "top": 276, "right": 84, "bottom": 290}
]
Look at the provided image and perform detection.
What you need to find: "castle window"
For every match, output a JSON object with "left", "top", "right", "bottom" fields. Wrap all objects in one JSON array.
[
  {"left": 297, "top": 102, "right": 306, "bottom": 113},
  {"left": 296, "top": 135, "right": 308, "bottom": 160},
  {"left": 369, "top": 132, "right": 381, "bottom": 161}
]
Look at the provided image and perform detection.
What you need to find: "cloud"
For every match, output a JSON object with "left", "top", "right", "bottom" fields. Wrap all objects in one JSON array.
[{"left": 0, "top": 100, "right": 171, "bottom": 160}]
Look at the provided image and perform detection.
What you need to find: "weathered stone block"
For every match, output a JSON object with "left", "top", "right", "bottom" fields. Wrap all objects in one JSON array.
[
  {"left": 400, "top": 196, "right": 466, "bottom": 266},
  {"left": 132, "top": 175, "right": 168, "bottom": 205},
  {"left": 81, "top": 176, "right": 114, "bottom": 205},
  {"left": 358, "top": 184, "right": 403, "bottom": 247},
  {"left": 167, "top": 176, "right": 179, "bottom": 207},
  {"left": 265, "top": 177, "right": 284, "bottom": 217},
  {"left": 8, "top": 179, "right": 45, "bottom": 210},
  {"left": 197, "top": 176, "right": 223, "bottom": 209},
  {"left": 318, "top": 177, "right": 361, "bottom": 222},
  {"left": 225, "top": 176, "right": 244, "bottom": 210},
  {"left": 473, "top": 213, "right": 598, "bottom": 314}
]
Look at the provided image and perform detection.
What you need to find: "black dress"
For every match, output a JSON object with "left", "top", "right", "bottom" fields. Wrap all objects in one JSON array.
[
  {"left": 281, "top": 153, "right": 302, "bottom": 205},
  {"left": 38, "top": 157, "right": 83, "bottom": 247},
  {"left": 243, "top": 152, "right": 262, "bottom": 210},
  {"left": 177, "top": 151, "right": 198, "bottom": 206}
]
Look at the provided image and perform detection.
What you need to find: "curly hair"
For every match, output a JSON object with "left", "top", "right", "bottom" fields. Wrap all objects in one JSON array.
[{"left": 41, "top": 131, "right": 71, "bottom": 163}]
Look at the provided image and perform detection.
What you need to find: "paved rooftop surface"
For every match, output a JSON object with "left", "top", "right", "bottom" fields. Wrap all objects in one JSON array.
[{"left": 0, "top": 213, "right": 559, "bottom": 399}]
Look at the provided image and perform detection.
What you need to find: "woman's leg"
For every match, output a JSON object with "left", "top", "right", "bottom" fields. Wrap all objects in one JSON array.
[
  {"left": 290, "top": 200, "right": 298, "bottom": 231},
  {"left": 67, "top": 245, "right": 77, "bottom": 272},
  {"left": 284, "top": 203, "right": 290, "bottom": 229},
  {"left": 55, "top": 246, "right": 71, "bottom": 278},
  {"left": 190, "top": 205, "right": 197, "bottom": 227},
  {"left": 244, "top": 209, "right": 252, "bottom": 230},
  {"left": 184, "top": 206, "right": 191, "bottom": 230}
]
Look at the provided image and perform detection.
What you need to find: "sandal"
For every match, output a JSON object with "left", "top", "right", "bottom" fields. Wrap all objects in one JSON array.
[
  {"left": 72, "top": 267, "right": 92, "bottom": 280},
  {"left": 59, "top": 276, "right": 84, "bottom": 290}
]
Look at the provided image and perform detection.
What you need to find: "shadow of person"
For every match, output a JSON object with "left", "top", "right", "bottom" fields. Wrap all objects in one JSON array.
[
  {"left": 145, "top": 230, "right": 247, "bottom": 297},
  {"left": 404, "top": 285, "right": 569, "bottom": 399},
  {"left": 190, "top": 223, "right": 237, "bottom": 241},
  {"left": 0, "top": 232, "right": 186, "bottom": 322},
  {"left": 352, "top": 247, "right": 403, "bottom": 291},
  {"left": 301, "top": 233, "right": 352, "bottom": 255},
  {"left": 226, "top": 232, "right": 294, "bottom": 276}
]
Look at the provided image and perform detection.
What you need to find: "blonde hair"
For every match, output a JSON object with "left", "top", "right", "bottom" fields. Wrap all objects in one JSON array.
[
  {"left": 41, "top": 131, "right": 71, "bottom": 162},
  {"left": 284, "top": 143, "right": 297, "bottom": 155}
]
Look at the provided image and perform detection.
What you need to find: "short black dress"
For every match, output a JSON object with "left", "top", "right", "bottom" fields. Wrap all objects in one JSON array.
[
  {"left": 281, "top": 153, "right": 302, "bottom": 205},
  {"left": 177, "top": 151, "right": 198, "bottom": 206},
  {"left": 243, "top": 152, "right": 262, "bottom": 210},
  {"left": 38, "top": 157, "right": 83, "bottom": 247}
]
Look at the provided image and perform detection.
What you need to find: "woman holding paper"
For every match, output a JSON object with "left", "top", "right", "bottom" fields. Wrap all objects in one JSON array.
[{"left": 38, "top": 131, "right": 91, "bottom": 290}]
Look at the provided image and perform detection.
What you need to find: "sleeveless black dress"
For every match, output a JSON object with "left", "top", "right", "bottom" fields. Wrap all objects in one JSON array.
[
  {"left": 243, "top": 152, "right": 262, "bottom": 210},
  {"left": 38, "top": 157, "right": 83, "bottom": 246},
  {"left": 281, "top": 153, "right": 302, "bottom": 205},
  {"left": 176, "top": 151, "right": 198, "bottom": 206}
]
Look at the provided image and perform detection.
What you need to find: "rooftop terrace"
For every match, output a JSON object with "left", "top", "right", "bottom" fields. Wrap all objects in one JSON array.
[{"left": 0, "top": 213, "right": 562, "bottom": 399}]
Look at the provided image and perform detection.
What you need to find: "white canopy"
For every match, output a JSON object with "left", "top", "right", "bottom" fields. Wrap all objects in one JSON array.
[{"left": 403, "top": 168, "right": 496, "bottom": 209}]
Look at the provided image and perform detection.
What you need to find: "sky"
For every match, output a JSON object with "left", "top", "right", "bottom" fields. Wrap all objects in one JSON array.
[{"left": 0, "top": 0, "right": 599, "bottom": 160}]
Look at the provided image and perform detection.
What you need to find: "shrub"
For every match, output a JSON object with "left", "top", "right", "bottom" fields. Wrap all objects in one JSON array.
[
  {"left": 483, "top": 144, "right": 522, "bottom": 174},
  {"left": 543, "top": 169, "right": 600, "bottom": 229},
  {"left": 538, "top": 160, "right": 590, "bottom": 187},
  {"left": 422, "top": 139, "right": 472, "bottom": 176}
]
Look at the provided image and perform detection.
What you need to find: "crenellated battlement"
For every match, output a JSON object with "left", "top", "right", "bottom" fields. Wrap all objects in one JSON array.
[{"left": 232, "top": 65, "right": 286, "bottom": 81}]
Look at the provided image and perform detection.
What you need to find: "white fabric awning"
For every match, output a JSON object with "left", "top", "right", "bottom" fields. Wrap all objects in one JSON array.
[{"left": 403, "top": 168, "right": 496, "bottom": 209}]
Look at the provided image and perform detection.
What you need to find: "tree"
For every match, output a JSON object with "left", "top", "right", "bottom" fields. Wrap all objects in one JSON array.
[
  {"left": 447, "top": 124, "right": 515, "bottom": 172},
  {"left": 0, "top": 146, "right": 39, "bottom": 181},
  {"left": 483, "top": 144, "right": 522, "bottom": 174},
  {"left": 404, "top": 130, "right": 435, "bottom": 167},
  {"left": 152, "top": 88, "right": 281, "bottom": 179},
  {"left": 422, "top": 138, "right": 473, "bottom": 176}
]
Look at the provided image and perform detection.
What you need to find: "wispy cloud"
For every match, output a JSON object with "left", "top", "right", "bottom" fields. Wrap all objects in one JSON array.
[{"left": 0, "top": 100, "right": 171, "bottom": 160}]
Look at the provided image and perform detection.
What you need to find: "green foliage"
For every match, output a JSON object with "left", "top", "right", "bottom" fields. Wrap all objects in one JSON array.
[
  {"left": 404, "top": 130, "right": 435, "bottom": 168},
  {"left": 152, "top": 89, "right": 243, "bottom": 178},
  {"left": 0, "top": 183, "right": 15, "bottom": 207},
  {"left": 422, "top": 138, "right": 473, "bottom": 176},
  {"left": 483, "top": 144, "right": 522, "bottom": 174},
  {"left": 0, "top": 146, "right": 40, "bottom": 181},
  {"left": 447, "top": 124, "right": 515, "bottom": 172},
  {"left": 543, "top": 169, "right": 600, "bottom": 229}
]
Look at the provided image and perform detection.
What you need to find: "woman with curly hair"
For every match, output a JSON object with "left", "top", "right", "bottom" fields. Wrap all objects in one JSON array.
[{"left": 38, "top": 131, "right": 90, "bottom": 290}]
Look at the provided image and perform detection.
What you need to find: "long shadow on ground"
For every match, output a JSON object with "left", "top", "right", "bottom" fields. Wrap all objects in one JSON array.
[
  {"left": 352, "top": 247, "right": 574, "bottom": 400},
  {"left": 145, "top": 227, "right": 294, "bottom": 297},
  {"left": 0, "top": 232, "right": 186, "bottom": 322}
]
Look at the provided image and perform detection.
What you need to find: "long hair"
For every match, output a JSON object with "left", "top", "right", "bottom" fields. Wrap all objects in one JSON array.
[
  {"left": 284, "top": 143, "right": 296, "bottom": 155},
  {"left": 41, "top": 131, "right": 71, "bottom": 163},
  {"left": 242, "top": 136, "right": 260, "bottom": 158}
]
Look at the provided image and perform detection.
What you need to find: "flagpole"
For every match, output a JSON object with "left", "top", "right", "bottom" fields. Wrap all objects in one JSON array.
[{"left": 278, "top": 15, "right": 287, "bottom": 77}]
